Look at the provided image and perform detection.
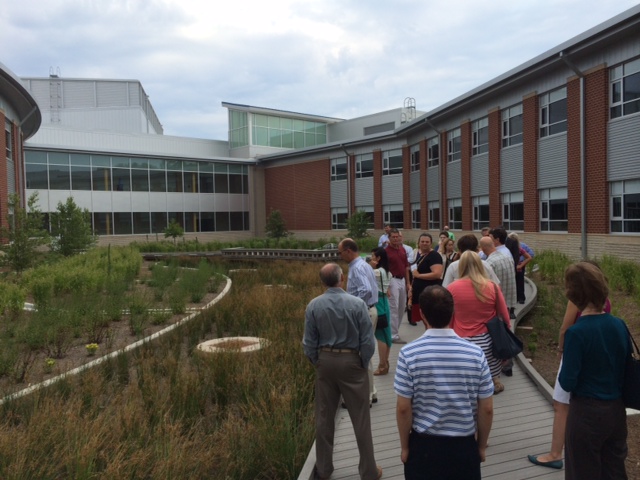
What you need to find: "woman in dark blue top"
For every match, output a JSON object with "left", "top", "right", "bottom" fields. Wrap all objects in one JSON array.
[{"left": 558, "top": 262, "right": 631, "bottom": 480}]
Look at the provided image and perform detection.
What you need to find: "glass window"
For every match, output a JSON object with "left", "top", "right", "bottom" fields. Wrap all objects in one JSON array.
[
  {"left": 131, "top": 169, "right": 149, "bottom": 192},
  {"left": 70, "top": 153, "right": 91, "bottom": 166},
  {"left": 472, "top": 118, "right": 489, "bottom": 155},
  {"left": 93, "top": 212, "right": 112, "bottom": 235},
  {"left": 448, "top": 198, "right": 462, "bottom": 230},
  {"left": 184, "top": 212, "right": 198, "bottom": 232},
  {"left": 540, "top": 187, "right": 568, "bottom": 231},
  {"left": 229, "top": 173, "right": 243, "bottom": 193},
  {"left": 49, "top": 165, "right": 70, "bottom": 190},
  {"left": 214, "top": 170, "right": 229, "bottom": 193},
  {"left": 229, "top": 110, "right": 249, "bottom": 149},
  {"left": 167, "top": 171, "right": 183, "bottom": 192},
  {"left": 540, "top": 87, "right": 567, "bottom": 137},
  {"left": 472, "top": 196, "right": 490, "bottom": 230},
  {"left": 383, "top": 149, "right": 402, "bottom": 175},
  {"left": 411, "top": 203, "right": 421, "bottom": 229},
  {"left": 49, "top": 152, "right": 70, "bottom": 165},
  {"left": 92, "top": 166, "right": 111, "bottom": 191},
  {"left": 133, "top": 212, "right": 151, "bottom": 234},
  {"left": 25, "top": 150, "right": 47, "bottom": 164},
  {"left": 610, "top": 180, "right": 640, "bottom": 233},
  {"left": 502, "top": 192, "right": 524, "bottom": 231},
  {"left": 113, "top": 212, "right": 132, "bottom": 235},
  {"left": 230, "top": 212, "right": 245, "bottom": 230},
  {"left": 448, "top": 128, "right": 461, "bottom": 162},
  {"left": 149, "top": 170, "right": 166, "bottom": 192},
  {"left": 331, "top": 207, "right": 348, "bottom": 229},
  {"left": 610, "top": 58, "right": 640, "bottom": 119},
  {"left": 200, "top": 212, "right": 215, "bottom": 232},
  {"left": 151, "top": 212, "right": 167, "bottom": 233},
  {"left": 251, "top": 113, "right": 327, "bottom": 149},
  {"left": 331, "top": 158, "right": 347, "bottom": 181},
  {"left": 199, "top": 172, "right": 214, "bottom": 193},
  {"left": 428, "top": 201, "right": 440, "bottom": 230},
  {"left": 410, "top": 145, "right": 420, "bottom": 172},
  {"left": 112, "top": 168, "right": 131, "bottom": 192},
  {"left": 25, "top": 163, "right": 48, "bottom": 189},
  {"left": 215, "top": 212, "right": 230, "bottom": 231},
  {"left": 356, "top": 154, "right": 373, "bottom": 178},
  {"left": 383, "top": 204, "right": 403, "bottom": 228},
  {"left": 168, "top": 212, "right": 184, "bottom": 228},
  {"left": 427, "top": 137, "right": 439, "bottom": 167},
  {"left": 183, "top": 172, "right": 199, "bottom": 193},
  {"left": 502, "top": 104, "right": 523, "bottom": 147},
  {"left": 71, "top": 166, "right": 92, "bottom": 190}
]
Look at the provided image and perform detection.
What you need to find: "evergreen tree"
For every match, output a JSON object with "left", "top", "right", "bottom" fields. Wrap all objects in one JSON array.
[
  {"left": 50, "top": 197, "right": 97, "bottom": 256},
  {"left": 1, "top": 193, "right": 48, "bottom": 274},
  {"left": 265, "top": 209, "right": 289, "bottom": 240}
]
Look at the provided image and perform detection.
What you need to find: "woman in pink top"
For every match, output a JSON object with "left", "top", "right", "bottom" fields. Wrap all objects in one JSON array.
[{"left": 447, "top": 251, "right": 511, "bottom": 394}]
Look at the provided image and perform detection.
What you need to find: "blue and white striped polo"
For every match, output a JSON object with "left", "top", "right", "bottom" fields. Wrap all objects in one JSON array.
[{"left": 394, "top": 328, "right": 494, "bottom": 437}]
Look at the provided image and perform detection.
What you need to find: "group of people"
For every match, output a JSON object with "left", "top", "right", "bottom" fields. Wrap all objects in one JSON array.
[{"left": 302, "top": 229, "right": 631, "bottom": 479}]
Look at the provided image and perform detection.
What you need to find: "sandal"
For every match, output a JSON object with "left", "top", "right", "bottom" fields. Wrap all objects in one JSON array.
[
  {"left": 493, "top": 382, "right": 505, "bottom": 395},
  {"left": 374, "top": 362, "right": 389, "bottom": 376}
]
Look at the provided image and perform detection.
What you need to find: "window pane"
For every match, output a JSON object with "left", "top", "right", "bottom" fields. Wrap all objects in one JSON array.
[
  {"left": 199, "top": 172, "right": 214, "bottom": 193},
  {"left": 151, "top": 212, "right": 167, "bottom": 233},
  {"left": 200, "top": 212, "right": 215, "bottom": 232},
  {"left": 133, "top": 212, "right": 151, "bottom": 234},
  {"left": 183, "top": 172, "right": 198, "bottom": 193},
  {"left": 49, "top": 165, "right": 70, "bottom": 190},
  {"left": 26, "top": 164, "right": 48, "bottom": 189},
  {"left": 167, "top": 171, "right": 183, "bottom": 192},
  {"left": 625, "top": 193, "right": 640, "bottom": 219},
  {"left": 549, "top": 99, "right": 567, "bottom": 124},
  {"left": 71, "top": 166, "right": 92, "bottom": 190},
  {"left": 93, "top": 212, "right": 112, "bottom": 235},
  {"left": 230, "top": 212, "right": 244, "bottom": 230},
  {"left": 70, "top": 154, "right": 91, "bottom": 166},
  {"left": 184, "top": 212, "right": 198, "bottom": 233},
  {"left": 113, "top": 212, "right": 132, "bottom": 235},
  {"left": 623, "top": 72, "right": 640, "bottom": 102},
  {"left": 93, "top": 167, "right": 111, "bottom": 191},
  {"left": 215, "top": 212, "right": 230, "bottom": 231},
  {"left": 112, "top": 168, "right": 131, "bottom": 191},
  {"left": 26, "top": 151, "right": 47, "bottom": 164},
  {"left": 49, "top": 152, "right": 70, "bottom": 165},
  {"left": 131, "top": 169, "right": 149, "bottom": 192},
  {"left": 149, "top": 170, "right": 166, "bottom": 192},
  {"left": 549, "top": 199, "right": 568, "bottom": 220},
  {"left": 215, "top": 173, "right": 229, "bottom": 193},
  {"left": 229, "top": 174, "right": 243, "bottom": 193}
]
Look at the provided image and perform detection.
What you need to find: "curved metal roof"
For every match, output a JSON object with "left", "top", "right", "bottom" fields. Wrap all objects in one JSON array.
[{"left": 0, "top": 62, "right": 41, "bottom": 139}]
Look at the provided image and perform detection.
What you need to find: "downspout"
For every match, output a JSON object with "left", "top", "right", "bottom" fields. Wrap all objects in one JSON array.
[{"left": 560, "top": 52, "right": 587, "bottom": 259}]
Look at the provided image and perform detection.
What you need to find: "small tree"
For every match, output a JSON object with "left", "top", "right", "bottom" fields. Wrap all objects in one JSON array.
[
  {"left": 265, "top": 209, "right": 289, "bottom": 240},
  {"left": 164, "top": 219, "right": 184, "bottom": 245},
  {"left": 50, "top": 197, "right": 97, "bottom": 256},
  {"left": 1, "top": 192, "right": 48, "bottom": 274},
  {"left": 346, "top": 210, "right": 371, "bottom": 239}
]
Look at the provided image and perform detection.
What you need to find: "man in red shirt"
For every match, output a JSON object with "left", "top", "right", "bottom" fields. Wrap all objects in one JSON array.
[{"left": 385, "top": 229, "right": 411, "bottom": 344}]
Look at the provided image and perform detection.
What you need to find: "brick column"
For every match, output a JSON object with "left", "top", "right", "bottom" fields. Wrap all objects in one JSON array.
[
  {"left": 523, "top": 92, "right": 539, "bottom": 232},
  {"left": 402, "top": 144, "right": 411, "bottom": 229},
  {"left": 348, "top": 153, "right": 356, "bottom": 214},
  {"left": 419, "top": 139, "right": 428, "bottom": 229},
  {"left": 488, "top": 107, "right": 502, "bottom": 227},
  {"left": 460, "top": 120, "right": 472, "bottom": 231},
  {"left": 0, "top": 112, "right": 7, "bottom": 230},
  {"left": 567, "top": 76, "right": 582, "bottom": 234},
  {"left": 584, "top": 65, "right": 609, "bottom": 234},
  {"left": 440, "top": 131, "right": 448, "bottom": 226},
  {"left": 373, "top": 149, "right": 383, "bottom": 229}
]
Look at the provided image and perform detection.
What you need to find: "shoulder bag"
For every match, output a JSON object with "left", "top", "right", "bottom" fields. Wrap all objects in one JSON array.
[
  {"left": 486, "top": 283, "right": 523, "bottom": 360},
  {"left": 375, "top": 271, "right": 389, "bottom": 330},
  {"left": 622, "top": 323, "right": 640, "bottom": 410}
]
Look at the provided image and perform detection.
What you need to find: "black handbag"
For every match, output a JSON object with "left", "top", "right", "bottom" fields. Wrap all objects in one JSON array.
[
  {"left": 487, "top": 316, "right": 523, "bottom": 360},
  {"left": 375, "top": 272, "right": 389, "bottom": 330},
  {"left": 622, "top": 324, "right": 640, "bottom": 411},
  {"left": 486, "top": 283, "right": 523, "bottom": 360}
]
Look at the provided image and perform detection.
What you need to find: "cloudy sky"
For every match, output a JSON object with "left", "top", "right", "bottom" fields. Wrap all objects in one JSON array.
[{"left": 2, "top": 0, "right": 638, "bottom": 140}]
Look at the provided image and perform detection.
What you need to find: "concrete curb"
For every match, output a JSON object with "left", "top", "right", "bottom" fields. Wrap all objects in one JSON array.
[{"left": 0, "top": 275, "right": 232, "bottom": 406}]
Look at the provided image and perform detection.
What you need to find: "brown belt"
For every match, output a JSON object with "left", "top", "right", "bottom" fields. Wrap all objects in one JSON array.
[{"left": 320, "top": 347, "right": 358, "bottom": 354}]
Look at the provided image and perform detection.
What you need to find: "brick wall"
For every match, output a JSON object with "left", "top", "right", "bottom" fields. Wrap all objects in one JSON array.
[
  {"left": 0, "top": 112, "right": 7, "bottom": 230},
  {"left": 402, "top": 144, "right": 411, "bottom": 229},
  {"left": 460, "top": 120, "right": 472, "bottom": 230},
  {"left": 567, "top": 76, "right": 582, "bottom": 234},
  {"left": 488, "top": 108, "right": 502, "bottom": 226},
  {"left": 373, "top": 150, "right": 383, "bottom": 229},
  {"left": 523, "top": 92, "right": 539, "bottom": 231},
  {"left": 419, "top": 138, "right": 428, "bottom": 229},
  {"left": 584, "top": 65, "right": 609, "bottom": 234},
  {"left": 264, "top": 159, "right": 331, "bottom": 230},
  {"left": 439, "top": 131, "right": 448, "bottom": 225}
]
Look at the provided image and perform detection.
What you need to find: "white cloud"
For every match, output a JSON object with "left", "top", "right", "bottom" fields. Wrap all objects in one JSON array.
[{"left": 2, "top": 0, "right": 638, "bottom": 139}]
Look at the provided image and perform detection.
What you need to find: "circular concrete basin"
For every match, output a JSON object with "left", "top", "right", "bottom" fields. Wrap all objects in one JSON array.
[{"left": 197, "top": 336, "right": 268, "bottom": 354}]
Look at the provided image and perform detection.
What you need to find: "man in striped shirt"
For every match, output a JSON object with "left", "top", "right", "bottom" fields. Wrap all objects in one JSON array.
[{"left": 394, "top": 285, "right": 494, "bottom": 480}]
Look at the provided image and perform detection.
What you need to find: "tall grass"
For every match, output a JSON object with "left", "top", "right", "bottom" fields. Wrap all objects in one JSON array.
[{"left": 0, "top": 259, "right": 322, "bottom": 479}]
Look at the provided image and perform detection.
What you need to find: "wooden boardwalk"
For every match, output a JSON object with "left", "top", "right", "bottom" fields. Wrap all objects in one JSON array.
[{"left": 298, "top": 279, "right": 566, "bottom": 480}]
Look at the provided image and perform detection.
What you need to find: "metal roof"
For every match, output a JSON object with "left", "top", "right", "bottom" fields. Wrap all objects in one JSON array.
[{"left": 0, "top": 62, "right": 41, "bottom": 138}]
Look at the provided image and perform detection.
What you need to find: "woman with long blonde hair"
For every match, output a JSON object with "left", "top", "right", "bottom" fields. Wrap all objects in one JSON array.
[{"left": 447, "top": 251, "right": 511, "bottom": 393}]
